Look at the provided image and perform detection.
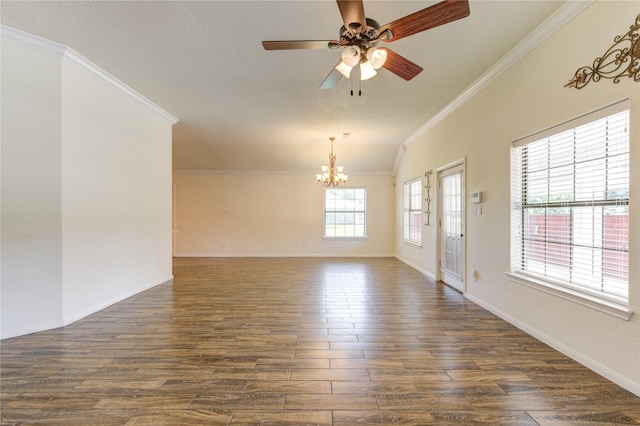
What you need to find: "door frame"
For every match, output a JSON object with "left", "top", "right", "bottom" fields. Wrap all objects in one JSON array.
[
  {"left": 436, "top": 158, "right": 466, "bottom": 293},
  {"left": 172, "top": 183, "right": 178, "bottom": 256}
]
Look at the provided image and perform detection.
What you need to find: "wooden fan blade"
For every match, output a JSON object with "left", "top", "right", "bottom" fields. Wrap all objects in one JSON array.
[
  {"left": 336, "top": 0, "right": 367, "bottom": 33},
  {"left": 381, "top": 48, "right": 423, "bottom": 81},
  {"left": 380, "top": 0, "right": 470, "bottom": 43},
  {"left": 262, "top": 40, "right": 337, "bottom": 50},
  {"left": 320, "top": 61, "right": 344, "bottom": 89}
]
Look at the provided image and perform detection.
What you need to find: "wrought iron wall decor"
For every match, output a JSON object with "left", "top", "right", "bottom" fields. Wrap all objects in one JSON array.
[
  {"left": 565, "top": 13, "right": 640, "bottom": 89},
  {"left": 424, "top": 170, "right": 432, "bottom": 226}
]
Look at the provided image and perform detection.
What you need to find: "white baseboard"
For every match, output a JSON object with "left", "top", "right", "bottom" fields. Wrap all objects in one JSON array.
[
  {"left": 0, "top": 276, "right": 174, "bottom": 340},
  {"left": 0, "top": 319, "right": 66, "bottom": 340},
  {"left": 173, "top": 253, "right": 394, "bottom": 258},
  {"left": 394, "top": 255, "right": 436, "bottom": 280},
  {"left": 63, "top": 275, "right": 174, "bottom": 326},
  {"left": 465, "top": 293, "right": 640, "bottom": 397},
  {"left": 393, "top": 257, "right": 640, "bottom": 397}
]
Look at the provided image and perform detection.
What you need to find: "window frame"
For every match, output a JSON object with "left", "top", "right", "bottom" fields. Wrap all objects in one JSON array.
[
  {"left": 508, "top": 100, "right": 631, "bottom": 320},
  {"left": 403, "top": 177, "right": 422, "bottom": 246},
  {"left": 323, "top": 187, "right": 367, "bottom": 239}
]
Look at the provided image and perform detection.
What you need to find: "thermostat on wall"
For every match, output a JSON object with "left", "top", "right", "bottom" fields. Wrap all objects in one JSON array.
[{"left": 470, "top": 191, "right": 482, "bottom": 203}]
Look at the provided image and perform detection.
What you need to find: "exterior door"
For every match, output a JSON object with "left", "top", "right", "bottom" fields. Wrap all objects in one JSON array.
[{"left": 439, "top": 165, "right": 465, "bottom": 292}]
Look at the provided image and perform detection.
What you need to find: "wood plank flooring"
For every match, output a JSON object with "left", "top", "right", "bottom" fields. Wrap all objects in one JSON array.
[{"left": 2, "top": 257, "right": 639, "bottom": 425}]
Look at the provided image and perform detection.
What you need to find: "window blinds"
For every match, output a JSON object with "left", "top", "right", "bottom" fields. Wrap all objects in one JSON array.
[
  {"left": 511, "top": 101, "right": 630, "bottom": 304},
  {"left": 404, "top": 178, "right": 422, "bottom": 244}
]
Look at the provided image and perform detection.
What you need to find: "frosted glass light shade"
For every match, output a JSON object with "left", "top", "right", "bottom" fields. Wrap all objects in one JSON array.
[
  {"left": 366, "top": 47, "right": 387, "bottom": 69},
  {"left": 341, "top": 46, "right": 361, "bottom": 66},
  {"left": 360, "top": 60, "right": 377, "bottom": 80},
  {"left": 335, "top": 60, "right": 353, "bottom": 78}
]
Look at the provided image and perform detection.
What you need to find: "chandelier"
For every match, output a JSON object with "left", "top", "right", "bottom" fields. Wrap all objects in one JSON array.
[{"left": 316, "top": 137, "right": 348, "bottom": 187}]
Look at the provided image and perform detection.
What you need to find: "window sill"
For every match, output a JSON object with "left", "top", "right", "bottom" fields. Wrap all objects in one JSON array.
[
  {"left": 505, "top": 272, "right": 632, "bottom": 321},
  {"left": 403, "top": 240, "right": 422, "bottom": 248},
  {"left": 323, "top": 237, "right": 368, "bottom": 240}
]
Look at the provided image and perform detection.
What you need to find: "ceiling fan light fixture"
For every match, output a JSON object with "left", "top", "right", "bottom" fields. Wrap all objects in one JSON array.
[
  {"left": 360, "top": 59, "right": 377, "bottom": 80},
  {"left": 335, "top": 60, "right": 354, "bottom": 78},
  {"left": 341, "top": 45, "right": 361, "bottom": 67},
  {"left": 264, "top": 0, "right": 471, "bottom": 89},
  {"left": 366, "top": 47, "right": 387, "bottom": 69}
]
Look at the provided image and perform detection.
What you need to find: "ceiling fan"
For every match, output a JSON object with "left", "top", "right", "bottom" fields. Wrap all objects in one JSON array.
[{"left": 262, "top": 0, "right": 470, "bottom": 89}]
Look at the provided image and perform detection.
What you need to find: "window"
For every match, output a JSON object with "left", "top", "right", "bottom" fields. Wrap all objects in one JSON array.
[
  {"left": 510, "top": 101, "right": 630, "bottom": 315},
  {"left": 325, "top": 187, "right": 366, "bottom": 238},
  {"left": 403, "top": 178, "right": 422, "bottom": 244}
]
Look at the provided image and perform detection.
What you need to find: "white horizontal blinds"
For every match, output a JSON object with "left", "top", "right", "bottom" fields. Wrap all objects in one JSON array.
[
  {"left": 512, "top": 104, "right": 629, "bottom": 303},
  {"left": 510, "top": 146, "right": 524, "bottom": 274},
  {"left": 325, "top": 188, "right": 366, "bottom": 238},
  {"left": 404, "top": 178, "right": 422, "bottom": 243},
  {"left": 403, "top": 182, "right": 410, "bottom": 240}
]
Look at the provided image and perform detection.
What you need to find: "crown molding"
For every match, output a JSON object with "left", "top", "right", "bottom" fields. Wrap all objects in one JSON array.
[
  {"left": 1, "top": 25, "right": 178, "bottom": 125},
  {"left": 172, "top": 169, "right": 391, "bottom": 176},
  {"left": 392, "top": 0, "right": 594, "bottom": 174},
  {"left": 1, "top": 24, "right": 67, "bottom": 57}
]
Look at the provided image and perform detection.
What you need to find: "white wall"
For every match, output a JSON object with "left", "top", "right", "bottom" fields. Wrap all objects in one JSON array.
[
  {"left": 394, "top": 1, "right": 640, "bottom": 395},
  {"left": 173, "top": 173, "right": 394, "bottom": 257},
  {"left": 1, "top": 40, "right": 64, "bottom": 336},
  {"left": 60, "top": 60, "right": 174, "bottom": 323},
  {"left": 0, "top": 28, "right": 176, "bottom": 339}
]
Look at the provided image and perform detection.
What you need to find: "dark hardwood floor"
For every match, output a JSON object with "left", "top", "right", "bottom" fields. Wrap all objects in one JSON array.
[{"left": 1, "top": 257, "right": 639, "bottom": 425}]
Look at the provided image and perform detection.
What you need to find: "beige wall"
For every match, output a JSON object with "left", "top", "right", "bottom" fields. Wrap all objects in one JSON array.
[
  {"left": 394, "top": 1, "right": 639, "bottom": 395},
  {"left": 173, "top": 173, "right": 394, "bottom": 257},
  {"left": 1, "top": 29, "right": 175, "bottom": 339}
]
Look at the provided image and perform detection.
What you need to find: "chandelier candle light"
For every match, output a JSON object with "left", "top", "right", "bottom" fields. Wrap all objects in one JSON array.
[{"left": 317, "top": 137, "right": 348, "bottom": 187}]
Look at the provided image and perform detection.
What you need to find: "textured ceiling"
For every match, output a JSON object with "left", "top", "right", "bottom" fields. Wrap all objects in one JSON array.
[{"left": 1, "top": 0, "right": 567, "bottom": 173}]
